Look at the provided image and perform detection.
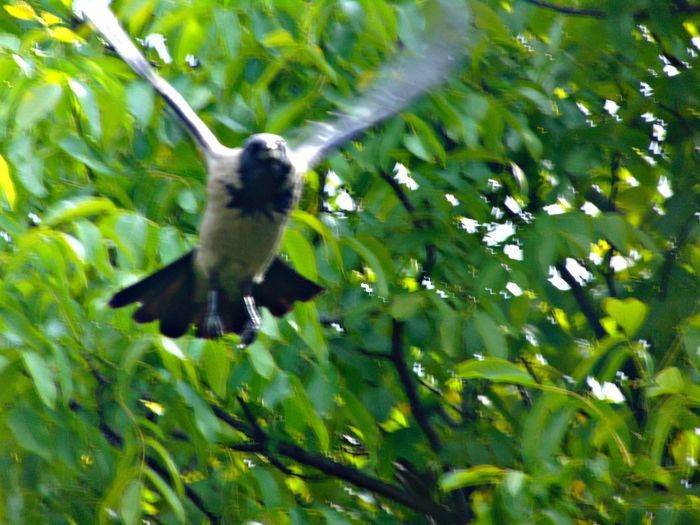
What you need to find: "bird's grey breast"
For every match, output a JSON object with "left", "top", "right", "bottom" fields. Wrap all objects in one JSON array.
[{"left": 195, "top": 138, "right": 300, "bottom": 293}]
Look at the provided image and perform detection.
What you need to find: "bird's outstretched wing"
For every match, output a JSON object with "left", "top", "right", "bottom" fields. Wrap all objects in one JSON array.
[
  {"left": 289, "top": 0, "right": 470, "bottom": 174},
  {"left": 74, "top": 0, "right": 229, "bottom": 158}
]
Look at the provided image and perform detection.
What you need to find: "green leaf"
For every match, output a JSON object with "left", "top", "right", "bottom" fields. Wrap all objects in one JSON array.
[
  {"left": 290, "top": 209, "right": 343, "bottom": 270},
  {"left": 57, "top": 134, "right": 113, "bottom": 175},
  {"left": 120, "top": 480, "right": 143, "bottom": 525},
  {"left": 8, "top": 135, "right": 46, "bottom": 196},
  {"left": 69, "top": 79, "right": 101, "bottom": 138},
  {"left": 22, "top": 352, "right": 57, "bottom": 409},
  {"left": 7, "top": 406, "right": 52, "bottom": 461},
  {"left": 404, "top": 114, "right": 447, "bottom": 163},
  {"left": 284, "top": 379, "right": 330, "bottom": 451},
  {"left": 16, "top": 82, "right": 62, "bottom": 130},
  {"left": 283, "top": 228, "right": 320, "bottom": 281},
  {"left": 390, "top": 293, "right": 424, "bottom": 320},
  {"left": 144, "top": 467, "right": 186, "bottom": 524},
  {"left": 44, "top": 196, "right": 116, "bottom": 226},
  {"left": 254, "top": 469, "right": 282, "bottom": 508},
  {"left": 266, "top": 97, "right": 312, "bottom": 135},
  {"left": 146, "top": 438, "right": 185, "bottom": 499},
  {"left": 456, "top": 357, "right": 537, "bottom": 386},
  {"left": 473, "top": 311, "right": 508, "bottom": 358},
  {"left": 126, "top": 80, "right": 155, "bottom": 128},
  {"left": 0, "top": 33, "right": 21, "bottom": 51},
  {"left": 647, "top": 367, "right": 684, "bottom": 397},
  {"left": 440, "top": 465, "right": 506, "bottom": 492},
  {"left": 176, "top": 383, "right": 220, "bottom": 442},
  {"left": 177, "top": 17, "right": 206, "bottom": 64},
  {"left": 202, "top": 341, "right": 229, "bottom": 398},
  {"left": 247, "top": 340, "right": 276, "bottom": 379},
  {"left": 343, "top": 235, "right": 392, "bottom": 297},
  {"left": 597, "top": 213, "right": 629, "bottom": 250},
  {"left": 602, "top": 297, "right": 648, "bottom": 337}
]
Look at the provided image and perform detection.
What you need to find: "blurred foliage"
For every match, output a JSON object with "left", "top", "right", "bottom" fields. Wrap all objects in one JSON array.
[{"left": 1, "top": 0, "right": 700, "bottom": 523}]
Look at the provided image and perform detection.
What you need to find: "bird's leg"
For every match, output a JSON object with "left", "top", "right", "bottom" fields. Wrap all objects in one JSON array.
[
  {"left": 239, "top": 282, "right": 261, "bottom": 347},
  {"left": 204, "top": 275, "right": 225, "bottom": 338}
]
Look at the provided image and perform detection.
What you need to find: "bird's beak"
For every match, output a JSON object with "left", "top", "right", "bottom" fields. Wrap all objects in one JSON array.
[{"left": 266, "top": 142, "right": 287, "bottom": 162}]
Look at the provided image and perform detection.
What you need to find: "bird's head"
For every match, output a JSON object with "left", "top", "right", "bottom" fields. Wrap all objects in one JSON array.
[
  {"left": 239, "top": 133, "right": 292, "bottom": 188},
  {"left": 228, "top": 133, "right": 295, "bottom": 218}
]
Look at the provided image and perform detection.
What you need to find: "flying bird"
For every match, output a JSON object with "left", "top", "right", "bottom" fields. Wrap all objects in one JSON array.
[{"left": 76, "top": 0, "right": 468, "bottom": 344}]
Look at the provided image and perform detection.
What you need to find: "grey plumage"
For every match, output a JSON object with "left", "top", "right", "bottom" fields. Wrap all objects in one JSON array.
[{"left": 76, "top": 0, "right": 467, "bottom": 341}]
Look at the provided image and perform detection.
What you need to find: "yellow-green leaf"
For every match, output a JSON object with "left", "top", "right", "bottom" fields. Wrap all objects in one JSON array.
[
  {"left": 440, "top": 465, "right": 506, "bottom": 492},
  {"left": 4, "top": 2, "right": 37, "bottom": 21},
  {"left": 40, "top": 11, "right": 62, "bottom": 26},
  {"left": 48, "top": 26, "right": 84, "bottom": 44},
  {"left": 263, "top": 28, "right": 295, "bottom": 48},
  {"left": 0, "top": 154, "right": 16, "bottom": 209},
  {"left": 603, "top": 297, "right": 648, "bottom": 337},
  {"left": 456, "top": 357, "right": 537, "bottom": 386},
  {"left": 144, "top": 468, "right": 185, "bottom": 524}
]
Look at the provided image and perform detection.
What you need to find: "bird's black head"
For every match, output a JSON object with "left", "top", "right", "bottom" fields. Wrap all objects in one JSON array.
[
  {"left": 240, "top": 133, "right": 292, "bottom": 187},
  {"left": 227, "top": 133, "right": 295, "bottom": 218}
]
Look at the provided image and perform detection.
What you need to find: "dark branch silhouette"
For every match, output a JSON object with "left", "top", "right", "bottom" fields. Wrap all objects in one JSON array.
[
  {"left": 70, "top": 401, "right": 219, "bottom": 523},
  {"left": 522, "top": 0, "right": 606, "bottom": 17},
  {"left": 555, "top": 262, "right": 606, "bottom": 339},
  {"left": 389, "top": 319, "right": 443, "bottom": 451},
  {"left": 522, "top": 0, "right": 700, "bottom": 19},
  {"left": 379, "top": 170, "right": 438, "bottom": 279},
  {"left": 210, "top": 401, "right": 458, "bottom": 522}
]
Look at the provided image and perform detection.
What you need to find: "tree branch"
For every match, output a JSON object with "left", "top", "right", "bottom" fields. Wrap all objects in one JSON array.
[
  {"left": 71, "top": 401, "right": 219, "bottom": 523},
  {"left": 389, "top": 319, "right": 443, "bottom": 451},
  {"left": 274, "top": 440, "right": 458, "bottom": 522},
  {"left": 379, "top": 170, "right": 437, "bottom": 279},
  {"left": 660, "top": 215, "right": 695, "bottom": 299},
  {"left": 357, "top": 347, "right": 392, "bottom": 359},
  {"left": 522, "top": 0, "right": 700, "bottom": 18},
  {"left": 521, "top": 0, "right": 605, "bottom": 18},
  {"left": 555, "top": 263, "right": 606, "bottom": 339},
  {"left": 211, "top": 401, "right": 458, "bottom": 522}
]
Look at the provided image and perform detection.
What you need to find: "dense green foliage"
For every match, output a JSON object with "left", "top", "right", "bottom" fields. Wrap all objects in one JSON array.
[{"left": 1, "top": 0, "right": 700, "bottom": 523}]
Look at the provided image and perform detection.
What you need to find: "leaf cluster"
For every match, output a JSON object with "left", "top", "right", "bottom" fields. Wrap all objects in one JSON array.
[{"left": 0, "top": 1, "right": 699, "bottom": 524}]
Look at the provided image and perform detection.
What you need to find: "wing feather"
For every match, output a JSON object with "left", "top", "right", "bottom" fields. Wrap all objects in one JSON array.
[
  {"left": 290, "top": 0, "right": 470, "bottom": 173},
  {"left": 75, "top": 0, "right": 229, "bottom": 158}
]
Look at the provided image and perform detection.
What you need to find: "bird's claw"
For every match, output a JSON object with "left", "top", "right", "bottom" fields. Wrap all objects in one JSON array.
[
  {"left": 238, "top": 290, "right": 261, "bottom": 348},
  {"left": 238, "top": 322, "right": 258, "bottom": 348},
  {"left": 204, "top": 288, "right": 225, "bottom": 338}
]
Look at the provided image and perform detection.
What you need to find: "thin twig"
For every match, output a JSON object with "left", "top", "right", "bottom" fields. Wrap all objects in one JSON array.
[
  {"left": 237, "top": 395, "right": 266, "bottom": 442},
  {"left": 660, "top": 216, "right": 694, "bottom": 299},
  {"left": 389, "top": 320, "right": 442, "bottom": 451},
  {"left": 357, "top": 348, "right": 392, "bottom": 359},
  {"left": 71, "top": 401, "right": 219, "bottom": 523},
  {"left": 379, "top": 170, "right": 437, "bottom": 279},
  {"left": 521, "top": 0, "right": 605, "bottom": 17}
]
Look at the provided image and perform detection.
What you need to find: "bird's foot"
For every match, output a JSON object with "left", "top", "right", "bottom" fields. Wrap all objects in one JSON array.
[
  {"left": 204, "top": 288, "right": 225, "bottom": 338},
  {"left": 238, "top": 287, "right": 261, "bottom": 348}
]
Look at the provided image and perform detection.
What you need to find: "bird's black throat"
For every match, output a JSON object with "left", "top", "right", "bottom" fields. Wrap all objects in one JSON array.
[{"left": 226, "top": 158, "right": 294, "bottom": 219}]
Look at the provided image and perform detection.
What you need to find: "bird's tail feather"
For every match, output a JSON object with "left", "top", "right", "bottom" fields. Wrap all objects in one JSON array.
[
  {"left": 254, "top": 258, "right": 324, "bottom": 316},
  {"left": 109, "top": 253, "right": 323, "bottom": 339},
  {"left": 109, "top": 251, "right": 200, "bottom": 338}
]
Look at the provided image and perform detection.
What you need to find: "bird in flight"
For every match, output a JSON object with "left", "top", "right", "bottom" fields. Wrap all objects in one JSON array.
[{"left": 75, "top": 0, "right": 467, "bottom": 344}]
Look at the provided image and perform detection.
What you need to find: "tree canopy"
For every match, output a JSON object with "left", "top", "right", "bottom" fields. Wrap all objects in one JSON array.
[{"left": 1, "top": 0, "right": 700, "bottom": 523}]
